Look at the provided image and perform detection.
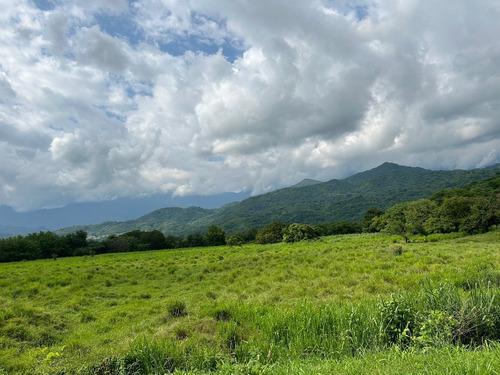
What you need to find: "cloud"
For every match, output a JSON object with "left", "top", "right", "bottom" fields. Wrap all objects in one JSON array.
[
  {"left": 75, "top": 25, "right": 130, "bottom": 72},
  {"left": 0, "top": 0, "right": 499, "bottom": 211},
  {"left": 0, "top": 73, "right": 16, "bottom": 105},
  {"left": 43, "top": 12, "right": 70, "bottom": 54}
]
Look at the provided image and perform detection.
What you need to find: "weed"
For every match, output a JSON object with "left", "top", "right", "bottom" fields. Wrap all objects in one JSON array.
[
  {"left": 174, "top": 325, "right": 191, "bottom": 340},
  {"left": 80, "top": 311, "right": 97, "bottom": 323},
  {"left": 168, "top": 301, "right": 187, "bottom": 318},
  {"left": 214, "top": 309, "right": 232, "bottom": 322},
  {"left": 390, "top": 244, "right": 404, "bottom": 255}
]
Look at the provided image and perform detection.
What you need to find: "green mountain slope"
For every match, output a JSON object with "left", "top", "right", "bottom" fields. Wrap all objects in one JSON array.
[
  {"left": 58, "top": 206, "right": 215, "bottom": 238},
  {"left": 290, "top": 178, "right": 323, "bottom": 188},
  {"left": 57, "top": 162, "right": 500, "bottom": 237}
]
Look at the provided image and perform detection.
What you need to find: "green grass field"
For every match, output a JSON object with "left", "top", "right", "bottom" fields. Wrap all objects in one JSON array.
[{"left": 1, "top": 231, "right": 500, "bottom": 374}]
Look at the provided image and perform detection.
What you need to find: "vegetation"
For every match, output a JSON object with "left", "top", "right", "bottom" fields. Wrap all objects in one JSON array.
[
  {"left": 374, "top": 174, "right": 500, "bottom": 242},
  {"left": 56, "top": 162, "right": 500, "bottom": 238},
  {"left": 1, "top": 165, "right": 500, "bottom": 373},
  {"left": 4, "top": 172, "right": 500, "bottom": 263},
  {"left": 1, "top": 230, "right": 500, "bottom": 373}
]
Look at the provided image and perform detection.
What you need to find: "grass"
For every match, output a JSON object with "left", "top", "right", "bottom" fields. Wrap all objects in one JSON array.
[{"left": 1, "top": 231, "right": 500, "bottom": 373}]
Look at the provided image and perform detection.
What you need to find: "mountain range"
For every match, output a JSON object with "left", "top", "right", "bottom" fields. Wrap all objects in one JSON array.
[
  {"left": 55, "top": 162, "right": 500, "bottom": 238},
  {"left": 0, "top": 192, "right": 249, "bottom": 238}
]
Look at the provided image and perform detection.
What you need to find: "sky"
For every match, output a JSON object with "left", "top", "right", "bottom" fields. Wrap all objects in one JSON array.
[{"left": 1, "top": 0, "right": 500, "bottom": 212}]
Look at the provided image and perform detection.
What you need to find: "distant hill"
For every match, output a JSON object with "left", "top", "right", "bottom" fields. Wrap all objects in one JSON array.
[
  {"left": 57, "top": 207, "right": 215, "bottom": 239},
  {"left": 0, "top": 191, "right": 249, "bottom": 235},
  {"left": 290, "top": 179, "right": 323, "bottom": 188},
  {"left": 57, "top": 162, "right": 500, "bottom": 238},
  {"left": 0, "top": 225, "right": 49, "bottom": 239}
]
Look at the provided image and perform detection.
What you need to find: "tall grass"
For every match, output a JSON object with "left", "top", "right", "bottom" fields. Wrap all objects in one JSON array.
[
  {"left": 1, "top": 231, "right": 500, "bottom": 373},
  {"left": 73, "top": 280, "right": 500, "bottom": 375}
]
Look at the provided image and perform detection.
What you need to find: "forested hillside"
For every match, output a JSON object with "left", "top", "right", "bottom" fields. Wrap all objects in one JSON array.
[{"left": 57, "top": 162, "right": 500, "bottom": 238}]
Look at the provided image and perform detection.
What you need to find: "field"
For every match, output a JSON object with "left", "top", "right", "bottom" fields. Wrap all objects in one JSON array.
[{"left": 1, "top": 231, "right": 500, "bottom": 374}]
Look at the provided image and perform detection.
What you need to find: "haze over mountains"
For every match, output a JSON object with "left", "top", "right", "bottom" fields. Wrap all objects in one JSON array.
[
  {"left": 52, "top": 162, "right": 500, "bottom": 239},
  {"left": 0, "top": 192, "right": 249, "bottom": 238}
]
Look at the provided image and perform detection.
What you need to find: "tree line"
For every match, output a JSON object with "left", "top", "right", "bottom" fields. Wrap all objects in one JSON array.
[
  {"left": 0, "top": 226, "right": 227, "bottom": 263},
  {"left": 1, "top": 175, "right": 499, "bottom": 262}
]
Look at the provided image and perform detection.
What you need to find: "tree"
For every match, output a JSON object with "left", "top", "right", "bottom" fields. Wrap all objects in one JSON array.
[
  {"left": 65, "top": 230, "right": 88, "bottom": 253},
  {"left": 425, "top": 196, "right": 474, "bottom": 233},
  {"left": 165, "top": 235, "right": 184, "bottom": 249},
  {"left": 0, "top": 235, "right": 40, "bottom": 262},
  {"left": 140, "top": 230, "right": 166, "bottom": 250},
  {"left": 204, "top": 226, "right": 226, "bottom": 246},
  {"left": 405, "top": 199, "right": 438, "bottom": 235},
  {"left": 283, "top": 223, "right": 319, "bottom": 242},
  {"left": 185, "top": 233, "right": 204, "bottom": 247},
  {"left": 461, "top": 197, "right": 500, "bottom": 233},
  {"left": 380, "top": 200, "right": 437, "bottom": 242},
  {"left": 105, "top": 234, "right": 135, "bottom": 253},
  {"left": 226, "top": 233, "right": 244, "bottom": 247},
  {"left": 315, "top": 221, "right": 362, "bottom": 236},
  {"left": 240, "top": 227, "right": 259, "bottom": 243},
  {"left": 362, "top": 208, "right": 385, "bottom": 232},
  {"left": 381, "top": 203, "right": 409, "bottom": 242},
  {"left": 255, "top": 222, "right": 288, "bottom": 244}
]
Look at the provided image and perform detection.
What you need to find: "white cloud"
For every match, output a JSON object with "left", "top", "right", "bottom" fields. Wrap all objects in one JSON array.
[
  {"left": 75, "top": 25, "right": 130, "bottom": 72},
  {"left": 43, "top": 12, "right": 70, "bottom": 54},
  {"left": 0, "top": 0, "right": 499, "bottom": 211}
]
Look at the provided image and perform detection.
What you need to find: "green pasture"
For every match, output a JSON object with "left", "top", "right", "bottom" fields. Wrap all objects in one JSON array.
[{"left": 1, "top": 231, "right": 500, "bottom": 374}]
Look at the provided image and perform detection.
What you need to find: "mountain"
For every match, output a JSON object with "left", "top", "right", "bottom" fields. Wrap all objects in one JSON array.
[
  {"left": 290, "top": 179, "right": 323, "bottom": 188},
  {"left": 56, "top": 162, "right": 500, "bottom": 238},
  {"left": 0, "top": 191, "right": 249, "bottom": 235},
  {"left": 0, "top": 225, "right": 50, "bottom": 239},
  {"left": 58, "top": 207, "right": 215, "bottom": 239}
]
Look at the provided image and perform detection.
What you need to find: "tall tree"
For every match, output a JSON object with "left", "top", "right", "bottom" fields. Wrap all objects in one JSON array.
[{"left": 204, "top": 226, "right": 226, "bottom": 246}]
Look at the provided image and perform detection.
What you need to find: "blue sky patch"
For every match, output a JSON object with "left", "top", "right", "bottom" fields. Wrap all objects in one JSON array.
[
  {"left": 94, "top": 10, "right": 144, "bottom": 46},
  {"left": 32, "top": 0, "right": 56, "bottom": 11}
]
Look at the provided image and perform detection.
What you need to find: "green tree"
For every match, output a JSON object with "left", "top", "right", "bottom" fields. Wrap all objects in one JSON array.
[
  {"left": 381, "top": 203, "right": 409, "bottom": 242},
  {"left": 65, "top": 230, "right": 88, "bottom": 253},
  {"left": 362, "top": 208, "right": 385, "bottom": 232},
  {"left": 381, "top": 200, "right": 437, "bottom": 242},
  {"left": 185, "top": 233, "right": 204, "bottom": 247},
  {"left": 0, "top": 235, "right": 40, "bottom": 262},
  {"left": 240, "top": 226, "right": 259, "bottom": 243},
  {"left": 165, "top": 235, "right": 184, "bottom": 249},
  {"left": 315, "top": 221, "right": 362, "bottom": 236},
  {"left": 461, "top": 197, "right": 500, "bottom": 233},
  {"left": 405, "top": 199, "right": 438, "bottom": 235},
  {"left": 425, "top": 196, "right": 474, "bottom": 233},
  {"left": 283, "top": 223, "right": 319, "bottom": 242},
  {"left": 226, "top": 233, "right": 244, "bottom": 247},
  {"left": 255, "top": 222, "right": 288, "bottom": 244},
  {"left": 26, "top": 231, "right": 65, "bottom": 258},
  {"left": 204, "top": 226, "right": 226, "bottom": 246},
  {"left": 140, "top": 230, "right": 166, "bottom": 250}
]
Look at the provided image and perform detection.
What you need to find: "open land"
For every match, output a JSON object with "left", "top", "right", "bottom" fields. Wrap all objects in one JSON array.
[{"left": 1, "top": 231, "right": 500, "bottom": 374}]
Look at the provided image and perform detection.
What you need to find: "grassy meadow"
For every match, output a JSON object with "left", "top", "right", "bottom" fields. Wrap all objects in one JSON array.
[{"left": 1, "top": 231, "right": 500, "bottom": 374}]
